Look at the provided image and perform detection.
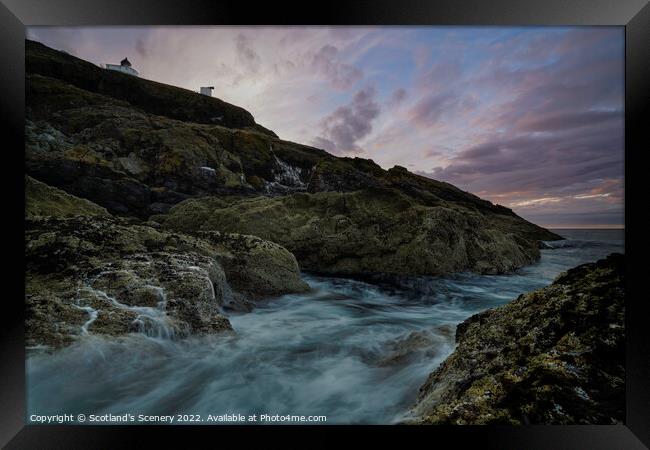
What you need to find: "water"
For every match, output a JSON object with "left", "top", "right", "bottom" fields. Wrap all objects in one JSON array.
[{"left": 26, "top": 229, "right": 624, "bottom": 424}]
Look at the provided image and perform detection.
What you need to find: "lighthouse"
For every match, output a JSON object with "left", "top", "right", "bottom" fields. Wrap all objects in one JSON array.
[{"left": 105, "top": 57, "right": 139, "bottom": 77}]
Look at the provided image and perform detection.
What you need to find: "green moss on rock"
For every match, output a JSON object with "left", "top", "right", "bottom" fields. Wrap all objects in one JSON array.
[
  {"left": 26, "top": 175, "right": 109, "bottom": 218},
  {"left": 158, "top": 188, "right": 546, "bottom": 277},
  {"left": 409, "top": 254, "right": 625, "bottom": 425},
  {"left": 199, "top": 231, "right": 310, "bottom": 299},
  {"left": 25, "top": 213, "right": 309, "bottom": 349}
]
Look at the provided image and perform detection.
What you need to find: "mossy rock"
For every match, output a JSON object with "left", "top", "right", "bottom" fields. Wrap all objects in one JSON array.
[
  {"left": 199, "top": 231, "right": 310, "bottom": 299},
  {"left": 158, "top": 188, "right": 544, "bottom": 277},
  {"left": 25, "top": 175, "right": 109, "bottom": 218},
  {"left": 25, "top": 213, "right": 309, "bottom": 350},
  {"left": 410, "top": 254, "right": 625, "bottom": 425}
]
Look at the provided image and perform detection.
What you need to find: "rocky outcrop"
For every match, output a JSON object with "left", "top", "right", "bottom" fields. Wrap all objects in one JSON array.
[
  {"left": 156, "top": 188, "right": 557, "bottom": 277},
  {"left": 307, "top": 158, "right": 384, "bottom": 193},
  {"left": 409, "top": 254, "right": 625, "bottom": 425},
  {"left": 25, "top": 185, "right": 309, "bottom": 349},
  {"left": 26, "top": 215, "right": 229, "bottom": 348},
  {"left": 198, "top": 231, "right": 310, "bottom": 303}
]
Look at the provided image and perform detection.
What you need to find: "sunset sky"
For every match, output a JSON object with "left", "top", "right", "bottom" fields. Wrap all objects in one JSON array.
[{"left": 27, "top": 26, "right": 624, "bottom": 228}]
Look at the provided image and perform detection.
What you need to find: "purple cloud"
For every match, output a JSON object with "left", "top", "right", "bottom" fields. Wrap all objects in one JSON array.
[
  {"left": 312, "top": 86, "right": 380, "bottom": 155},
  {"left": 416, "top": 60, "right": 462, "bottom": 89},
  {"left": 311, "top": 45, "right": 363, "bottom": 90},
  {"left": 409, "top": 93, "right": 455, "bottom": 126},
  {"left": 406, "top": 27, "right": 625, "bottom": 226},
  {"left": 389, "top": 88, "right": 407, "bottom": 107},
  {"left": 519, "top": 110, "right": 621, "bottom": 132},
  {"left": 26, "top": 26, "right": 624, "bottom": 227}
]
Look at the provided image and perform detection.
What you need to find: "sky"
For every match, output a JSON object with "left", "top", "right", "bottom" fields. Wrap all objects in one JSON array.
[{"left": 26, "top": 26, "right": 624, "bottom": 228}]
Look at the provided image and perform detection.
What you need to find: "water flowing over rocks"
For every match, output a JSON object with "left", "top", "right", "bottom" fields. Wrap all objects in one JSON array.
[
  {"left": 409, "top": 253, "right": 625, "bottom": 425},
  {"left": 371, "top": 326, "right": 455, "bottom": 367}
]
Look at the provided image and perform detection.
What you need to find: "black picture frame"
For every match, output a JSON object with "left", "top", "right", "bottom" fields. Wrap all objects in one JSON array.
[{"left": 1, "top": 0, "right": 648, "bottom": 448}]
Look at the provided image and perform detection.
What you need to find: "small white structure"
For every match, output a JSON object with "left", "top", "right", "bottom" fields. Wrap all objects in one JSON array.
[
  {"left": 105, "top": 57, "right": 139, "bottom": 77},
  {"left": 200, "top": 86, "right": 214, "bottom": 96}
]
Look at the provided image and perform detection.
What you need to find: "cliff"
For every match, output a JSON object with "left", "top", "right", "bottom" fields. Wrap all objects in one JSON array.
[{"left": 26, "top": 39, "right": 275, "bottom": 135}]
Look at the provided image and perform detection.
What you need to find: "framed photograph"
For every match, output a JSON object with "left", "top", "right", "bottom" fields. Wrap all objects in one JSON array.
[{"left": 1, "top": 0, "right": 648, "bottom": 448}]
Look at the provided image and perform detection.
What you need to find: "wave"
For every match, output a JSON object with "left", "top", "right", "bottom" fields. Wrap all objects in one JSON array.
[{"left": 541, "top": 239, "right": 618, "bottom": 249}]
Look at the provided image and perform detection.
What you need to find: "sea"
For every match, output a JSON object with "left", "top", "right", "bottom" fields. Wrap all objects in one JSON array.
[{"left": 26, "top": 229, "right": 624, "bottom": 424}]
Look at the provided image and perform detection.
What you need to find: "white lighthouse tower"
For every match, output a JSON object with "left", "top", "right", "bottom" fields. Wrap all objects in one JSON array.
[{"left": 105, "top": 57, "right": 139, "bottom": 77}]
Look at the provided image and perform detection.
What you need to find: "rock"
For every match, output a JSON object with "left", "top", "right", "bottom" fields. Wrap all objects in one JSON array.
[
  {"left": 198, "top": 231, "right": 310, "bottom": 300},
  {"left": 25, "top": 215, "right": 230, "bottom": 348},
  {"left": 409, "top": 254, "right": 625, "bottom": 425},
  {"left": 25, "top": 281, "right": 92, "bottom": 349},
  {"left": 25, "top": 73, "right": 326, "bottom": 213},
  {"left": 307, "top": 158, "right": 383, "bottom": 193},
  {"left": 158, "top": 188, "right": 555, "bottom": 277},
  {"left": 25, "top": 175, "right": 109, "bottom": 218},
  {"left": 539, "top": 240, "right": 554, "bottom": 249},
  {"left": 26, "top": 156, "right": 152, "bottom": 217},
  {"left": 25, "top": 119, "right": 74, "bottom": 153},
  {"left": 25, "top": 211, "right": 309, "bottom": 349},
  {"left": 372, "top": 326, "right": 455, "bottom": 367}
]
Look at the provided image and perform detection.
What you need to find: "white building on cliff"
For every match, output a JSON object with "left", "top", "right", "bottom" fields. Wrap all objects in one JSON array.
[{"left": 105, "top": 57, "right": 139, "bottom": 77}]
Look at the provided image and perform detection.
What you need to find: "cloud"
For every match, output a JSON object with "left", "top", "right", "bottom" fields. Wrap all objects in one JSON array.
[
  {"left": 135, "top": 37, "right": 148, "bottom": 59},
  {"left": 408, "top": 92, "right": 470, "bottom": 127},
  {"left": 405, "top": 59, "right": 479, "bottom": 127},
  {"left": 311, "top": 44, "right": 363, "bottom": 89},
  {"left": 27, "top": 26, "right": 624, "bottom": 227},
  {"left": 518, "top": 110, "right": 621, "bottom": 132},
  {"left": 388, "top": 88, "right": 407, "bottom": 107},
  {"left": 408, "top": 28, "right": 624, "bottom": 226},
  {"left": 417, "top": 60, "right": 462, "bottom": 90},
  {"left": 26, "top": 27, "right": 85, "bottom": 56},
  {"left": 234, "top": 34, "right": 261, "bottom": 74},
  {"left": 312, "top": 86, "right": 380, "bottom": 155},
  {"left": 425, "top": 124, "right": 623, "bottom": 193}
]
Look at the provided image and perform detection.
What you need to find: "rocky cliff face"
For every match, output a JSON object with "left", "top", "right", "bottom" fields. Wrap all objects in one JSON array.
[
  {"left": 409, "top": 254, "right": 625, "bottom": 425},
  {"left": 25, "top": 69, "right": 330, "bottom": 216},
  {"left": 25, "top": 39, "right": 560, "bottom": 280}
]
